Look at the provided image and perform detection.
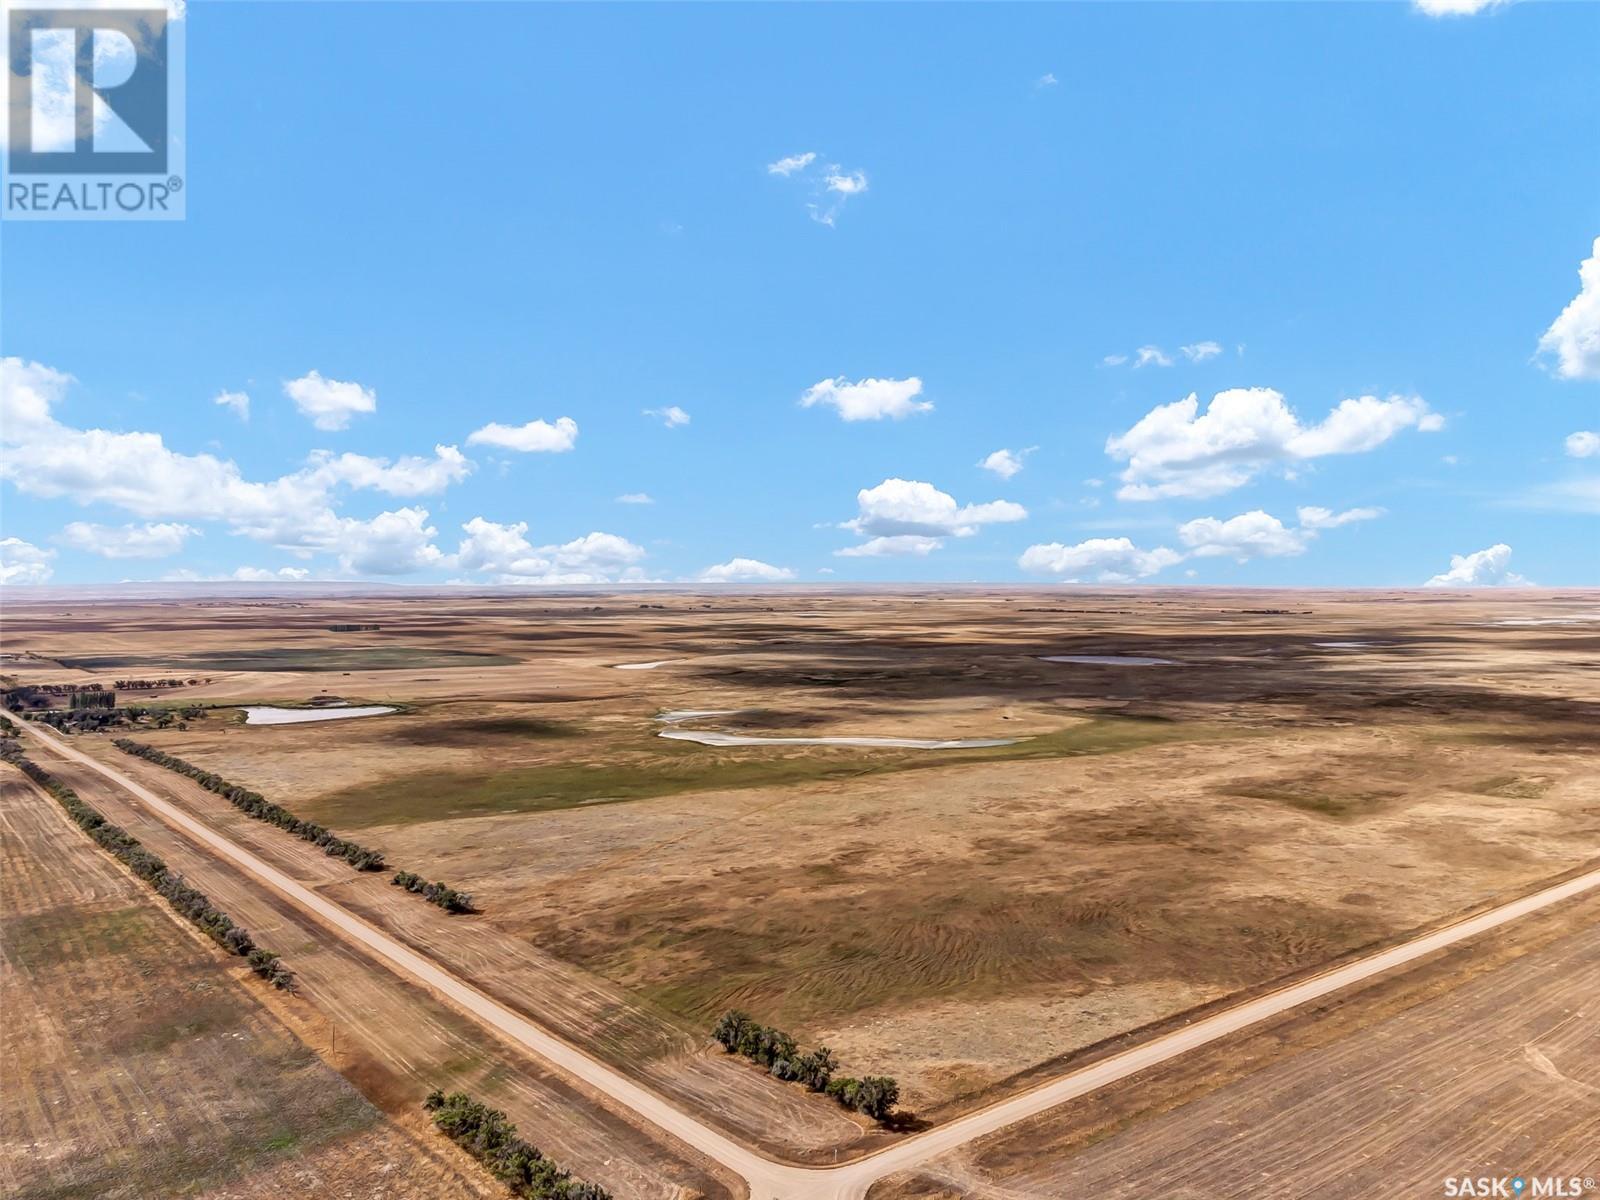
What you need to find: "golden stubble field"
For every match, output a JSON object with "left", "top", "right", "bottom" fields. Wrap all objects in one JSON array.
[
  {"left": 0, "top": 771, "right": 502, "bottom": 1200},
  {"left": 4, "top": 586, "right": 1597, "bottom": 1125}
]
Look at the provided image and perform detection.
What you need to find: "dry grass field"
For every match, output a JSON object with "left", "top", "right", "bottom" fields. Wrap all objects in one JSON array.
[{"left": 4, "top": 586, "right": 1597, "bottom": 1158}]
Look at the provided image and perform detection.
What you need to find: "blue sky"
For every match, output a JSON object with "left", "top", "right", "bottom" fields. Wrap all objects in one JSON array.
[{"left": 3, "top": 0, "right": 1597, "bottom": 588}]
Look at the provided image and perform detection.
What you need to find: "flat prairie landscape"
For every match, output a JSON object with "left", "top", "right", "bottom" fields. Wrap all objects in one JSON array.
[{"left": 4, "top": 585, "right": 1596, "bottom": 1163}]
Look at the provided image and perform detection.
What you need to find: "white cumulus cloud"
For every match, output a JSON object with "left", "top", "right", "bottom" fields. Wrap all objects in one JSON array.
[
  {"left": 767, "top": 151, "right": 869, "bottom": 226},
  {"left": 467, "top": 416, "right": 579, "bottom": 453},
  {"left": 283, "top": 370, "right": 377, "bottom": 431},
  {"left": 840, "top": 478, "right": 1026, "bottom": 557},
  {"left": 299, "top": 445, "right": 472, "bottom": 496},
  {"left": 0, "top": 537, "right": 55, "bottom": 585},
  {"left": 1106, "top": 388, "right": 1442, "bottom": 501},
  {"left": 824, "top": 168, "right": 868, "bottom": 196},
  {"left": 323, "top": 507, "right": 445, "bottom": 575},
  {"left": 1178, "top": 510, "right": 1311, "bottom": 560},
  {"left": 616, "top": 492, "right": 655, "bottom": 504},
  {"left": 767, "top": 151, "right": 816, "bottom": 176},
  {"left": 231, "top": 566, "right": 311, "bottom": 582},
  {"left": 1295, "top": 505, "right": 1385, "bottom": 530},
  {"left": 801, "top": 376, "right": 930, "bottom": 422},
  {"left": 1178, "top": 505, "right": 1383, "bottom": 562},
  {"left": 1425, "top": 543, "right": 1529, "bottom": 587},
  {"left": 836, "top": 534, "right": 943, "bottom": 559},
  {"left": 699, "top": 557, "right": 796, "bottom": 582},
  {"left": 978, "top": 447, "right": 1035, "bottom": 480},
  {"left": 1018, "top": 537, "right": 1182, "bottom": 583},
  {"left": 214, "top": 390, "right": 250, "bottom": 420},
  {"left": 1565, "top": 431, "right": 1600, "bottom": 458},
  {"left": 1414, "top": 0, "right": 1511, "bottom": 15},
  {"left": 0, "top": 358, "right": 492, "bottom": 579},
  {"left": 1180, "top": 341, "right": 1223, "bottom": 362},
  {"left": 0, "top": 358, "right": 72, "bottom": 436},
  {"left": 60, "top": 521, "right": 196, "bottom": 559},
  {"left": 645, "top": 405, "right": 690, "bottom": 428},
  {"left": 1537, "top": 237, "right": 1600, "bottom": 381},
  {"left": 451, "top": 517, "right": 645, "bottom": 584}
]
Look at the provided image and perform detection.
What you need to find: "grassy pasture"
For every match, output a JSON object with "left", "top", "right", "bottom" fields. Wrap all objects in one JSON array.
[{"left": 304, "top": 716, "right": 1226, "bottom": 829}]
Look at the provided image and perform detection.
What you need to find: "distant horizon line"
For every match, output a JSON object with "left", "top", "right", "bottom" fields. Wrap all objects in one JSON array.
[{"left": 2, "top": 581, "right": 1591, "bottom": 602}]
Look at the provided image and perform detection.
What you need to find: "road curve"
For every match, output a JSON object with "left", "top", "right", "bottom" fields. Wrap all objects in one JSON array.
[{"left": 12, "top": 714, "right": 1600, "bottom": 1200}]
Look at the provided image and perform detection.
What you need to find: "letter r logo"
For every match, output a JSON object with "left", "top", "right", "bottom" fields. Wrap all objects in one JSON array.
[{"left": 7, "top": 6, "right": 168, "bottom": 174}]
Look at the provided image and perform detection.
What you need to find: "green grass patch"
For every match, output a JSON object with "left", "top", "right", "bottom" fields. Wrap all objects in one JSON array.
[
  {"left": 307, "top": 716, "right": 1227, "bottom": 829},
  {"left": 3, "top": 904, "right": 155, "bottom": 971},
  {"left": 57, "top": 647, "right": 518, "bottom": 672},
  {"left": 382, "top": 714, "right": 580, "bottom": 746}
]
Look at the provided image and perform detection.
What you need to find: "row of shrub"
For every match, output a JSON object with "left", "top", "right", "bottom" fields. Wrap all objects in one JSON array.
[
  {"left": 1, "top": 740, "right": 294, "bottom": 991},
  {"left": 711, "top": 1010, "right": 900, "bottom": 1122},
  {"left": 114, "top": 739, "right": 387, "bottom": 872},
  {"left": 423, "top": 1089, "right": 610, "bottom": 1200},
  {"left": 391, "top": 870, "right": 474, "bottom": 914},
  {"left": 29, "top": 707, "right": 143, "bottom": 733}
]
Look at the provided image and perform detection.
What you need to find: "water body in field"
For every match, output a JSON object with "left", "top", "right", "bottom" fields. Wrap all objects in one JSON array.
[
  {"left": 241, "top": 705, "right": 397, "bottom": 725},
  {"left": 657, "top": 709, "right": 745, "bottom": 723},
  {"left": 1484, "top": 611, "right": 1600, "bottom": 627},
  {"left": 1038, "top": 654, "right": 1175, "bottom": 666},
  {"left": 614, "top": 660, "right": 675, "bottom": 670},
  {"left": 659, "top": 728, "right": 1020, "bottom": 749},
  {"left": 654, "top": 711, "right": 1018, "bottom": 749}
]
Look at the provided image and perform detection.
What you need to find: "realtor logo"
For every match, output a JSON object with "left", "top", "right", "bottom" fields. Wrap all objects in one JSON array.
[{"left": 4, "top": 1, "right": 185, "bottom": 219}]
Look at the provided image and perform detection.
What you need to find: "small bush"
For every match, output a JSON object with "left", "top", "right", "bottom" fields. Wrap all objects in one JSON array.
[{"left": 391, "top": 869, "right": 474, "bottom": 914}]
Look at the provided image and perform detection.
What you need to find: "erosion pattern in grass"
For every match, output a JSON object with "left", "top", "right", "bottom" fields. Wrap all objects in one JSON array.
[
  {"left": 58, "top": 647, "right": 519, "bottom": 672},
  {"left": 307, "top": 717, "right": 1221, "bottom": 829},
  {"left": 539, "top": 858, "right": 1394, "bottom": 1035}
]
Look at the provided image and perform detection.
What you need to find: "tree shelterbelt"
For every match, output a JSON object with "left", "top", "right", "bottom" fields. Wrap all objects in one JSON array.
[
  {"left": 1, "top": 739, "right": 295, "bottom": 991},
  {"left": 424, "top": 1090, "right": 611, "bottom": 1200},
  {"left": 115, "top": 739, "right": 388, "bottom": 871},
  {"left": 712, "top": 1011, "right": 900, "bottom": 1123},
  {"left": 114, "top": 740, "right": 480, "bottom": 913}
]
